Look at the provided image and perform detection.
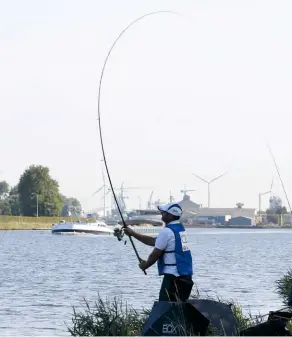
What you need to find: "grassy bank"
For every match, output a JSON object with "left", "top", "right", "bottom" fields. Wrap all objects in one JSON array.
[
  {"left": 0, "top": 216, "right": 83, "bottom": 230},
  {"left": 69, "top": 270, "right": 292, "bottom": 336}
]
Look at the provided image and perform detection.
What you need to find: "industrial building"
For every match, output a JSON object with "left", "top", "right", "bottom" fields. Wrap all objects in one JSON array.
[
  {"left": 178, "top": 195, "right": 256, "bottom": 227},
  {"left": 228, "top": 216, "right": 256, "bottom": 227}
]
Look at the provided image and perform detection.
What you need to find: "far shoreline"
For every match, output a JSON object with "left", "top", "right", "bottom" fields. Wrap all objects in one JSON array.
[
  {"left": 0, "top": 224, "right": 292, "bottom": 231},
  {"left": 0, "top": 215, "right": 290, "bottom": 230}
]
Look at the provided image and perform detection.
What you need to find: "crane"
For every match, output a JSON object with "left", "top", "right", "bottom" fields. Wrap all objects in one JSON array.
[{"left": 147, "top": 191, "right": 154, "bottom": 209}]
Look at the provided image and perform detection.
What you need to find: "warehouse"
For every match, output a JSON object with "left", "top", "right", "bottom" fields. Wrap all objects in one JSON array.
[
  {"left": 196, "top": 207, "right": 256, "bottom": 218},
  {"left": 228, "top": 216, "right": 256, "bottom": 227},
  {"left": 178, "top": 195, "right": 256, "bottom": 225}
]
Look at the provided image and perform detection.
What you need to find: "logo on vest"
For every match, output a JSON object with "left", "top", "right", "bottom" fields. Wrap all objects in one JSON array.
[{"left": 179, "top": 231, "right": 189, "bottom": 251}]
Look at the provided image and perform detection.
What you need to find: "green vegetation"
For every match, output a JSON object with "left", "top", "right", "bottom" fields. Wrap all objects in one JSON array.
[
  {"left": 0, "top": 216, "right": 77, "bottom": 230},
  {"left": 61, "top": 197, "right": 81, "bottom": 217},
  {"left": 275, "top": 268, "right": 292, "bottom": 305},
  {"left": 0, "top": 164, "right": 81, "bottom": 217},
  {"left": 0, "top": 215, "right": 97, "bottom": 230},
  {"left": 69, "top": 270, "right": 292, "bottom": 336},
  {"left": 68, "top": 295, "right": 148, "bottom": 336},
  {"left": 18, "top": 165, "right": 63, "bottom": 216}
]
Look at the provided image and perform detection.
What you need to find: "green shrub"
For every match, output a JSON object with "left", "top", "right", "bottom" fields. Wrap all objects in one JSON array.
[
  {"left": 275, "top": 268, "right": 292, "bottom": 305},
  {"left": 68, "top": 295, "right": 148, "bottom": 336},
  {"left": 68, "top": 291, "right": 254, "bottom": 336},
  {"left": 68, "top": 270, "right": 292, "bottom": 336}
]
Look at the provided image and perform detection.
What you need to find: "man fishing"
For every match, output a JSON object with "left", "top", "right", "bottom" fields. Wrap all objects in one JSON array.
[{"left": 124, "top": 202, "right": 194, "bottom": 302}]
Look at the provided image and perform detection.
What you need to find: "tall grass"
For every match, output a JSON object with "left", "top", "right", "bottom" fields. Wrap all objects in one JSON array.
[
  {"left": 275, "top": 268, "right": 292, "bottom": 305},
  {"left": 68, "top": 270, "right": 292, "bottom": 336},
  {"left": 68, "top": 295, "right": 149, "bottom": 336},
  {"left": 0, "top": 216, "right": 95, "bottom": 229},
  {"left": 68, "top": 292, "right": 251, "bottom": 336}
]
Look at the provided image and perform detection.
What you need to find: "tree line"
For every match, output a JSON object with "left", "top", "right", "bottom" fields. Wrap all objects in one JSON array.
[{"left": 0, "top": 165, "right": 81, "bottom": 217}]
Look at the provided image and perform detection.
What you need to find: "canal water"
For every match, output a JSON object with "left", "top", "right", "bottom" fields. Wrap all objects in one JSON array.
[{"left": 0, "top": 228, "right": 290, "bottom": 335}]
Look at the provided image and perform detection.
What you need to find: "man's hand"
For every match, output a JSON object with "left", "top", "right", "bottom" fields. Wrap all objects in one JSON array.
[
  {"left": 139, "top": 259, "right": 148, "bottom": 271},
  {"left": 124, "top": 227, "right": 135, "bottom": 236}
]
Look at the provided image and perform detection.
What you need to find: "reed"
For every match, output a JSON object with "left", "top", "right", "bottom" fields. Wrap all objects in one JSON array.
[
  {"left": 68, "top": 270, "right": 292, "bottom": 336},
  {"left": 68, "top": 292, "right": 251, "bottom": 336},
  {"left": 275, "top": 268, "right": 292, "bottom": 305},
  {"left": 68, "top": 294, "right": 148, "bottom": 336},
  {"left": 0, "top": 216, "right": 95, "bottom": 230}
]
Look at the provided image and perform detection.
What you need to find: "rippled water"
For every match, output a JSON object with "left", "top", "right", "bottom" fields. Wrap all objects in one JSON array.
[{"left": 0, "top": 228, "right": 291, "bottom": 335}]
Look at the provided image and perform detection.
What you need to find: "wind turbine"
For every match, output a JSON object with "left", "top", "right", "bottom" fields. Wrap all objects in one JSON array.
[
  {"left": 92, "top": 166, "right": 109, "bottom": 197},
  {"left": 102, "top": 169, "right": 106, "bottom": 217},
  {"left": 269, "top": 176, "right": 274, "bottom": 199},
  {"left": 258, "top": 176, "right": 274, "bottom": 214},
  {"left": 92, "top": 169, "right": 108, "bottom": 217},
  {"left": 137, "top": 196, "right": 142, "bottom": 209},
  {"left": 192, "top": 172, "right": 227, "bottom": 208}
]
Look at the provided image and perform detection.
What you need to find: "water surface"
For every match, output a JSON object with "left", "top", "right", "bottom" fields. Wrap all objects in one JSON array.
[{"left": 0, "top": 228, "right": 290, "bottom": 335}]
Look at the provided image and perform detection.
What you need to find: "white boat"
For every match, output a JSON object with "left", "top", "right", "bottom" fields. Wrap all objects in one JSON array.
[
  {"left": 126, "top": 223, "right": 163, "bottom": 236},
  {"left": 114, "top": 209, "right": 164, "bottom": 237},
  {"left": 51, "top": 220, "right": 114, "bottom": 235},
  {"left": 114, "top": 223, "right": 163, "bottom": 237},
  {"left": 127, "top": 208, "right": 162, "bottom": 223}
]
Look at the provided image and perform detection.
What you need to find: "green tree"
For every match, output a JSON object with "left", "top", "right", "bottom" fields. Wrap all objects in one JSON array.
[
  {"left": 266, "top": 206, "right": 288, "bottom": 223},
  {"left": 7, "top": 185, "right": 21, "bottom": 215},
  {"left": 0, "top": 199, "right": 11, "bottom": 215},
  {"left": 60, "top": 196, "right": 82, "bottom": 217},
  {"left": 18, "top": 165, "right": 63, "bottom": 216},
  {"left": 0, "top": 180, "right": 9, "bottom": 200},
  {"left": 266, "top": 208, "right": 278, "bottom": 223},
  {"left": 276, "top": 206, "right": 287, "bottom": 214},
  {"left": 9, "top": 185, "right": 19, "bottom": 196}
]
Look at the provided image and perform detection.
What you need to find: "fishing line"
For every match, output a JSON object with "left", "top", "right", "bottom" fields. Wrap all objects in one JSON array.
[
  {"left": 253, "top": 124, "right": 291, "bottom": 213},
  {"left": 266, "top": 143, "right": 292, "bottom": 213},
  {"left": 97, "top": 10, "right": 187, "bottom": 274}
]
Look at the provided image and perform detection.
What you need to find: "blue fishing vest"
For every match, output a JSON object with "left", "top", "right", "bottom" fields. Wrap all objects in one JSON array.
[{"left": 157, "top": 222, "right": 193, "bottom": 276}]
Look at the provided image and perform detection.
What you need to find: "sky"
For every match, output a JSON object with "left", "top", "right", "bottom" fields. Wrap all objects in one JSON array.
[{"left": 1, "top": 0, "right": 292, "bottom": 213}]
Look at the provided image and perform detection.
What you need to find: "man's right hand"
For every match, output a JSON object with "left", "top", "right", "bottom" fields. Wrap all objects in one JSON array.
[{"left": 124, "top": 227, "right": 135, "bottom": 236}]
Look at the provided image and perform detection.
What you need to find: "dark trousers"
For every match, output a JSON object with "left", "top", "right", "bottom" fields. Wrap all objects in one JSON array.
[{"left": 159, "top": 274, "right": 194, "bottom": 302}]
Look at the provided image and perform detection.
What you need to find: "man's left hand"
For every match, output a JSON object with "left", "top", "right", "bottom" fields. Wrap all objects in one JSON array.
[{"left": 139, "top": 259, "right": 148, "bottom": 271}]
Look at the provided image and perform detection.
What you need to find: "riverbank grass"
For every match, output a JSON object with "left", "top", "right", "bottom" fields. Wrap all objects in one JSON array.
[
  {"left": 69, "top": 270, "right": 292, "bottom": 336},
  {"left": 0, "top": 216, "right": 84, "bottom": 229}
]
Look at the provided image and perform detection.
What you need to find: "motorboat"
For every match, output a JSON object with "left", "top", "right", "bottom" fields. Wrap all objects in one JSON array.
[
  {"left": 51, "top": 219, "right": 114, "bottom": 235},
  {"left": 114, "top": 208, "right": 164, "bottom": 237},
  {"left": 114, "top": 222, "right": 163, "bottom": 237},
  {"left": 127, "top": 208, "right": 163, "bottom": 224},
  {"left": 124, "top": 223, "right": 163, "bottom": 236}
]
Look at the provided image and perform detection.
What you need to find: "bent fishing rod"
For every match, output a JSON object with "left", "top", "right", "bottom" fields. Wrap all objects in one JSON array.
[
  {"left": 266, "top": 143, "right": 292, "bottom": 213},
  {"left": 97, "top": 10, "right": 183, "bottom": 275}
]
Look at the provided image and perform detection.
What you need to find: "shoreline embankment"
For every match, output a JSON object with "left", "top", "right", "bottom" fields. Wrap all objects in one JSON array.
[
  {"left": 0, "top": 216, "right": 76, "bottom": 230},
  {"left": 0, "top": 216, "right": 291, "bottom": 230}
]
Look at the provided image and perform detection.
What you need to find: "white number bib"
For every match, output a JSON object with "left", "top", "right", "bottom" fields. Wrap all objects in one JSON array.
[{"left": 179, "top": 231, "right": 190, "bottom": 251}]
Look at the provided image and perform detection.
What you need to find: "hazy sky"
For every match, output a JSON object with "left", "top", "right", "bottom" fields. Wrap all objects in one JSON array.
[{"left": 1, "top": 0, "right": 292, "bottom": 213}]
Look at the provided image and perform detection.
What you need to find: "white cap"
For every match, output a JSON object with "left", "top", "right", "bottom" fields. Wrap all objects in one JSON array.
[{"left": 157, "top": 202, "right": 183, "bottom": 217}]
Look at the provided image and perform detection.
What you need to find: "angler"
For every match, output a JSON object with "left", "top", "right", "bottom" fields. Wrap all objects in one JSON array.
[
  {"left": 97, "top": 11, "right": 184, "bottom": 273},
  {"left": 124, "top": 202, "right": 194, "bottom": 301}
]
